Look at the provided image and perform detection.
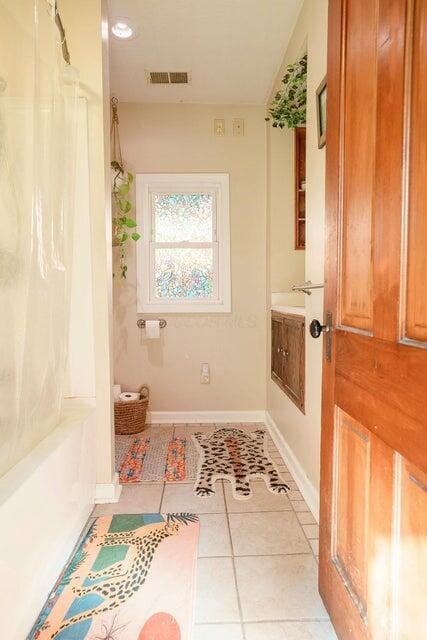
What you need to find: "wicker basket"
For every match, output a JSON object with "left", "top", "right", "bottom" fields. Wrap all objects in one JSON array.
[{"left": 114, "top": 385, "right": 149, "bottom": 435}]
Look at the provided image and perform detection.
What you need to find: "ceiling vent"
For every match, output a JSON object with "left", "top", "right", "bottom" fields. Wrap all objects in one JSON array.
[
  {"left": 147, "top": 71, "right": 190, "bottom": 85},
  {"left": 149, "top": 72, "right": 170, "bottom": 84},
  {"left": 169, "top": 72, "right": 188, "bottom": 84}
]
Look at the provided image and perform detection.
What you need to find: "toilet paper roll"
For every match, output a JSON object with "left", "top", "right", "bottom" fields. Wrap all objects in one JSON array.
[
  {"left": 145, "top": 320, "right": 160, "bottom": 339},
  {"left": 119, "top": 392, "right": 140, "bottom": 402},
  {"left": 113, "top": 384, "right": 122, "bottom": 400}
]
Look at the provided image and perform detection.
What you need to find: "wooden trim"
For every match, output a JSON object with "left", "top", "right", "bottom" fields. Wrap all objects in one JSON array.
[
  {"left": 316, "top": 75, "right": 327, "bottom": 148},
  {"left": 318, "top": 1, "right": 368, "bottom": 638}
]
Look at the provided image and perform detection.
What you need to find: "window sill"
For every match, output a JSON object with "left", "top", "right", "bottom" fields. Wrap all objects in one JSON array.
[{"left": 137, "top": 301, "right": 231, "bottom": 314}]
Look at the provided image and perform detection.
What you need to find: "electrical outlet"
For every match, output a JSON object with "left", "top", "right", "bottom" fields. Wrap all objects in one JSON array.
[
  {"left": 233, "top": 118, "right": 244, "bottom": 136},
  {"left": 200, "top": 363, "right": 210, "bottom": 384},
  {"left": 214, "top": 119, "right": 225, "bottom": 136}
]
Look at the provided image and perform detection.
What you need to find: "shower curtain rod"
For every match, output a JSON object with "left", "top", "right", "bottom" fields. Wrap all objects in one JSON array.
[{"left": 53, "top": 0, "right": 71, "bottom": 65}]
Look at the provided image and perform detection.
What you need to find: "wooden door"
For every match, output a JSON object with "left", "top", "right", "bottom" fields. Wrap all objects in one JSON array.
[{"left": 319, "top": 1, "right": 427, "bottom": 639}]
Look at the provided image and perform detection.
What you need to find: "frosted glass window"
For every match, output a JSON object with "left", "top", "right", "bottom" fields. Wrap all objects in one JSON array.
[
  {"left": 154, "top": 194, "right": 214, "bottom": 242},
  {"left": 137, "top": 174, "right": 230, "bottom": 313},
  {"left": 155, "top": 248, "right": 214, "bottom": 298}
]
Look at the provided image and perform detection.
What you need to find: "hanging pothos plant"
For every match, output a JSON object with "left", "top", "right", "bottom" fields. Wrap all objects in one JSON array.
[
  {"left": 111, "top": 159, "right": 140, "bottom": 278},
  {"left": 110, "top": 96, "right": 140, "bottom": 278},
  {"left": 269, "top": 54, "right": 307, "bottom": 128}
]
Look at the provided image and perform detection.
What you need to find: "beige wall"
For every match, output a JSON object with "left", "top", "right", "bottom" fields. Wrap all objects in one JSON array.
[
  {"left": 269, "top": 122, "right": 305, "bottom": 293},
  {"left": 113, "top": 104, "right": 267, "bottom": 412},
  {"left": 267, "top": 0, "right": 328, "bottom": 500}
]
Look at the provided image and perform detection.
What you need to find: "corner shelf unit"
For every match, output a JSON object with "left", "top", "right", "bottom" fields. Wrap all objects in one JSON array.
[{"left": 294, "top": 127, "right": 306, "bottom": 250}]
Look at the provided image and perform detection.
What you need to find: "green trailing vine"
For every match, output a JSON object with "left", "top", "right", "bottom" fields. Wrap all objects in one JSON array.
[
  {"left": 269, "top": 54, "right": 307, "bottom": 128},
  {"left": 111, "top": 159, "right": 140, "bottom": 278}
]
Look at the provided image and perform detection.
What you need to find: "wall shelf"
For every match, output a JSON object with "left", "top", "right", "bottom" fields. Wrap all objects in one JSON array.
[{"left": 294, "top": 127, "right": 306, "bottom": 250}]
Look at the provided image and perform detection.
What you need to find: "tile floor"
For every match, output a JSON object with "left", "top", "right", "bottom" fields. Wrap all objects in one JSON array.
[{"left": 95, "top": 423, "right": 337, "bottom": 640}]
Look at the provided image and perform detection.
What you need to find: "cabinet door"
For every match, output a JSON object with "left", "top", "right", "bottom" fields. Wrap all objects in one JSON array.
[
  {"left": 271, "top": 316, "right": 284, "bottom": 382},
  {"left": 282, "top": 316, "right": 305, "bottom": 412}
]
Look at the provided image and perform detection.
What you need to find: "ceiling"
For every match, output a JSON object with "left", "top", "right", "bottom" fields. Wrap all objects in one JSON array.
[{"left": 107, "top": 0, "right": 303, "bottom": 105}]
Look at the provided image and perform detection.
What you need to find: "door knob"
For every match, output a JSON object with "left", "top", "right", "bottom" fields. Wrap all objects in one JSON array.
[{"left": 309, "top": 319, "right": 330, "bottom": 338}]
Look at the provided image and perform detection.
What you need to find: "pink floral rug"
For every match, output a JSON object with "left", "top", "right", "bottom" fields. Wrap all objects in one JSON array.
[{"left": 117, "top": 436, "right": 198, "bottom": 483}]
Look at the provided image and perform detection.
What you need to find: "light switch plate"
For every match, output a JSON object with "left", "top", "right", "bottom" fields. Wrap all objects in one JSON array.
[
  {"left": 200, "top": 362, "right": 210, "bottom": 384},
  {"left": 214, "top": 119, "right": 225, "bottom": 136}
]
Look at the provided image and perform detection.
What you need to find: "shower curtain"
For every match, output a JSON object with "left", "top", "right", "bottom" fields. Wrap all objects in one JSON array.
[{"left": 0, "top": 0, "right": 79, "bottom": 477}]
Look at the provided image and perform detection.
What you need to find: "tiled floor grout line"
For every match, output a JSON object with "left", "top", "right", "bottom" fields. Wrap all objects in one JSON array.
[
  {"left": 158, "top": 481, "right": 166, "bottom": 512},
  {"left": 223, "top": 481, "right": 246, "bottom": 640},
  {"left": 201, "top": 552, "right": 314, "bottom": 559},
  {"left": 243, "top": 617, "right": 332, "bottom": 624}
]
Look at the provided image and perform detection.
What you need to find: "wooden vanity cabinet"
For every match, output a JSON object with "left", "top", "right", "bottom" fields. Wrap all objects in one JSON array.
[{"left": 271, "top": 311, "right": 305, "bottom": 413}]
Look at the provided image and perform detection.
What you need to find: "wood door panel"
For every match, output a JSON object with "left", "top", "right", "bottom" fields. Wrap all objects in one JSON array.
[
  {"left": 271, "top": 317, "right": 283, "bottom": 382},
  {"left": 282, "top": 317, "right": 305, "bottom": 411},
  {"left": 335, "top": 331, "right": 427, "bottom": 427},
  {"left": 333, "top": 410, "right": 370, "bottom": 618},
  {"left": 335, "top": 374, "right": 426, "bottom": 475},
  {"left": 405, "top": 0, "right": 427, "bottom": 342},
  {"left": 340, "top": 0, "right": 378, "bottom": 331},
  {"left": 394, "top": 459, "right": 427, "bottom": 638}
]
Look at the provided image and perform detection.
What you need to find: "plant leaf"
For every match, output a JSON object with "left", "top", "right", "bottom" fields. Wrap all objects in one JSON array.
[
  {"left": 119, "top": 200, "right": 132, "bottom": 214},
  {"left": 124, "top": 217, "right": 137, "bottom": 228},
  {"left": 131, "top": 232, "right": 141, "bottom": 241},
  {"left": 118, "top": 183, "right": 130, "bottom": 196}
]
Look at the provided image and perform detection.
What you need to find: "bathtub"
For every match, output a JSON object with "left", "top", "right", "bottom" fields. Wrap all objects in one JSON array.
[{"left": 0, "top": 399, "right": 96, "bottom": 638}]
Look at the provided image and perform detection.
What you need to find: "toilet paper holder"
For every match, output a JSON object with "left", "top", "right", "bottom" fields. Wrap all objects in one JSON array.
[{"left": 137, "top": 318, "right": 167, "bottom": 329}]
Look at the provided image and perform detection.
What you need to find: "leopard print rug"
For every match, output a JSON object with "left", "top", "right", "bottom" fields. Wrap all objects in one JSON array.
[{"left": 192, "top": 428, "right": 290, "bottom": 499}]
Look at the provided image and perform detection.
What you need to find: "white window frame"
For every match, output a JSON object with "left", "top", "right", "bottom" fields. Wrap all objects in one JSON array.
[{"left": 136, "top": 173, "right": 231, "bottom": 313}]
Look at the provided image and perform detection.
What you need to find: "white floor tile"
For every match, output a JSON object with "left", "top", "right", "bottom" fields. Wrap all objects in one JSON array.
[
  {"left": 224, "top": 481, "right": 292, "bottom": 513},
  {"left": 297, "top": 511, "right": 317, "bottom": 525},
  {"left": 229, "top": 511, "right": 311, "bottom": 556},
  {"left": 195, "top": 557, "right": 240, "bottom": 623},
  {"left": 235, "top": 554, "right": 329, "bottom": 621},
  {"left": 93, "top": 484, "right": 163, "bottom": 515},
  {"left": 302, "top": 524, "right": 319, "bottom": 539},
  {"left": 291, "top": 500, "right": 311, "bottom": 513},
  {"left": 245, "top": 621, "right": 337, "bottom": 640},
  {"left": 198, "top": 513, "right": 232, "bottom": 557},
  {"left": 194, "top": 623, "right": 244, "bottom": 640},
  {"left": 174, "top": 424, "right": 216, "bottom": 438},
  {"left": 309, "top": 538, "right": 319, "bottom": 555},
  {"left": 162, "top": 482, "right": 226, "bottom": 513}
]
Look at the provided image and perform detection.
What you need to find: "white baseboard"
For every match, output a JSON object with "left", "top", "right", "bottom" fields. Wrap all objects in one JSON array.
[
  {"left": 147, "top": 410, "right": 266, "bottom": 424},
  {"left": 265, "top": 411, "right": 320, "bottom": 522},
  {"left": 95, "top": 472, "right": 122, "bottom": 504}
]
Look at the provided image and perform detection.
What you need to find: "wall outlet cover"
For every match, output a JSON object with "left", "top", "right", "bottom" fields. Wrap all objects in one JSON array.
[{"left": 233, "top": 118, "right": 244, "bottom": 136}]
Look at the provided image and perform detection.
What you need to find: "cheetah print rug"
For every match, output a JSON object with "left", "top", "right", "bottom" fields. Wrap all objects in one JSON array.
[
  {"left": 192, "top": 427, "right": 290, "bottom": 499},
  {"left": 28, "top": 513, "right": 199, "bottom": 640}
]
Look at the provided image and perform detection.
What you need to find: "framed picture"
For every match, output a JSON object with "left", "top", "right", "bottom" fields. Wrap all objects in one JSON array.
[{"left": 316, "top": 76, "right": 327, "bottom": 149}]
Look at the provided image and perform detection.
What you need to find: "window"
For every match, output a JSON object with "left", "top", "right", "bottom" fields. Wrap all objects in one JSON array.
[{"left": 136, "top": 174, "right": 231, "bottom": 313}]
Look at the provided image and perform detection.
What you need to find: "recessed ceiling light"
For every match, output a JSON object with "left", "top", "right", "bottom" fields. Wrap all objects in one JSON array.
[{"left": 111, "top": 18, "right": 135, "bottom": 40}]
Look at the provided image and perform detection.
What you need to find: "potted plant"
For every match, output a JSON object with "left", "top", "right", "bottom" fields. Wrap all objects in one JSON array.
[{"left": 269, "top": 54, "right": 307, "bottom": 129}]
